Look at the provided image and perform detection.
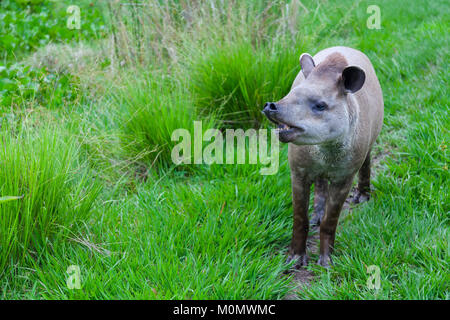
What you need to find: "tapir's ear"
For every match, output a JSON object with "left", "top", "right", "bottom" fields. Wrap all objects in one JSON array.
[
  {"left": 342, "top": 66, "right": 366, "bottom": 93},
  {"left": 300, "top": 53, "right": 315, "bottom": 78}
]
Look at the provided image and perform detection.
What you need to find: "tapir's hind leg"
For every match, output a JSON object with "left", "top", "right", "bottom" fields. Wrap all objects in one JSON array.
[
  {"left": 319, "top": 175, "right": 355, "bottom": 267},
  {"left": 353, "top": 150, "right": 371, "bottom": 204},
  {"left": 311, "top": 178, "right": 328, "bottom": 226}
]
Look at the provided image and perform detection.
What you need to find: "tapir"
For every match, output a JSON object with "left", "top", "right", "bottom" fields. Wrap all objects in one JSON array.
[{"left": 263, "top": 46, "right": 383, "bottom": 267}]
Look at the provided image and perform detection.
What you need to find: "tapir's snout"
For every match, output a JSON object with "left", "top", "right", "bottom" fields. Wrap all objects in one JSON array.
[{"left": 262, "top": 101, "right": 307, "bottom": 143}]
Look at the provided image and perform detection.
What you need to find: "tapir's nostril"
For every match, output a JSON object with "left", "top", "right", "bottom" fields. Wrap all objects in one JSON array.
[{"left": 264, "top": 102, "right": 278, "bottom": 112}]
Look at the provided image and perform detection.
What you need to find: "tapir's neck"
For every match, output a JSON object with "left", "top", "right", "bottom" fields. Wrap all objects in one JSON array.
[{"left": 318, "top": 140, "right": 347, "bottom": 164}]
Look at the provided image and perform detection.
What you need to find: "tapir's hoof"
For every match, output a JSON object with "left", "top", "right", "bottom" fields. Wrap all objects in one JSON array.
[
  {"left": 352, "top": 191, "right": 370, "bottom": 204},
  {"left": 286, "top": 254, "right": 308, "bottom": 269},
  {"left": 318, "top": 254, "right": 332, "bottom": 268}
]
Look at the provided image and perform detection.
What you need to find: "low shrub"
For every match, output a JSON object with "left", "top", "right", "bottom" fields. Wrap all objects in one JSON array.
[
  {"left": 0, "top": 0, "right": 107, "bottom": 60},
  {"left": 0, "top": 63, "right": 82, "bottom": 109}
]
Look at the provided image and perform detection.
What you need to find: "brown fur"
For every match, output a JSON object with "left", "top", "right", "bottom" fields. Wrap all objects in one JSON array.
[{"left": 313, "top": 52, "right": 348, "bottom": 78}]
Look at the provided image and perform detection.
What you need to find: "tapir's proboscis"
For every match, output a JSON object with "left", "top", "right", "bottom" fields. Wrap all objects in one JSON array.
[{"left": 263, "top": 46, "right": 384, "bottom": 267}]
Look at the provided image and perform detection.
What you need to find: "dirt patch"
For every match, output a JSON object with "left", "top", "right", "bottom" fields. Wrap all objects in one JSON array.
[
  {"left": 283, "top": 268, "right": 315, "bottom": 300},
  {"left": 283, "top": 227, "right": 319, "bottom": 300}
]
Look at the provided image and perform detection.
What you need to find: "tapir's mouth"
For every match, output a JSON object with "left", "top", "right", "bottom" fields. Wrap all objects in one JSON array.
[
  {"left": 276, "top": 122, "right": 300, "bottom": 133},
  {"left": 265, "top": 115, "right": 305, "bottom": 143}
]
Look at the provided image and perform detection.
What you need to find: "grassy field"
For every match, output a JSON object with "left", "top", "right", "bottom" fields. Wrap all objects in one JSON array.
[{"left": 0, "top": 0, "right": 448, "bottom": 299}]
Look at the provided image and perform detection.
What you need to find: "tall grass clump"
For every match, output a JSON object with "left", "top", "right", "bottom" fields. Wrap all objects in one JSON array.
[
  {"left": 113, "top": 71, "right": 216, "bottom": 170},
  {"left": 0, "top": 125, "right": 100, "bottom": 271},
  {"left": 186, "top": 39, "right": 300, "bottom": 128}
]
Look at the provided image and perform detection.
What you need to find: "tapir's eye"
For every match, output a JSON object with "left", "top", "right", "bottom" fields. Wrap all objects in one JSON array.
[{"left": 313, "top": 102, "right": 328, "bottom": 112}]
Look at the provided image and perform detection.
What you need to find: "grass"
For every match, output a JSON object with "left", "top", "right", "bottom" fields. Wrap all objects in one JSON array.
[
  {"left": 0, "top": 0, "right": 448, "bottom": 299},
  {"left": 0, "top": 124, "right": 100, "bottom": 272},
  {"left": 112, "top": 70, "right": 217, "bottom": 169}
]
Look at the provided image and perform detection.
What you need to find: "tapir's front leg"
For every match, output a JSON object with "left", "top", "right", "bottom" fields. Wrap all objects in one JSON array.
[
  {"left": 318, "top": 175, "right": 355, "bottom": 267},
  {"left": 311, "top": 178, "right": 328, "bottom": 226},
  {"left": 287, "top": 170, "right": 312, "bottom": 268}
]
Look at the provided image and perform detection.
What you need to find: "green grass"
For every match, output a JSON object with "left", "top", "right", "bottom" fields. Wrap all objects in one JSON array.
[
  {"left": 0, "top": 0, "right": 448, "bottom": 299},
  {"left": 111, "top": 70, "right": 217, "bottom": 169},
  {"left": 0, "top": 124, "right": 100, "bottom": 272}
]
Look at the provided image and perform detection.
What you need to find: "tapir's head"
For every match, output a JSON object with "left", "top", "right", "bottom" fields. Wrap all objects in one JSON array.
[{"left": 263, "top": 52, "right": 365, "bottom": 145}]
